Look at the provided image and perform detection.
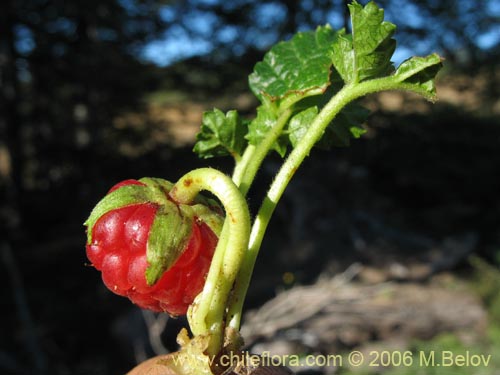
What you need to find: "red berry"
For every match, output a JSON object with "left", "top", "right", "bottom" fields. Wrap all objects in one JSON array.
[{"left": 86, "top": 179, "right": 218, "bottom": 315}]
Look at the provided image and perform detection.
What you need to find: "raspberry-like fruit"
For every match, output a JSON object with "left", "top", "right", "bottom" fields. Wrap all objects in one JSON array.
[{"left": 85, "top": 179, "right": 219, "bottom": 315}]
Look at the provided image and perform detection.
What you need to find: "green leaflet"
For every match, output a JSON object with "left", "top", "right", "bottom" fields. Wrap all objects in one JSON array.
[
  {"left": 194, "top": 109, "right": 247, "bottom": 160},
  {"left": 392, "top": 53, "right": 443, "bottom": 101},
  {"left": 246, "top": 105, "right": 288, "bottom": 157},
  {"left": 192, "top": 1, "right": 442, "bottom": 163},
  {"left": 332, "top": 1, "right": 396, "bottom": 84},
  {"left": 249, "top": 25, "right": 340, "bottom": 104}
]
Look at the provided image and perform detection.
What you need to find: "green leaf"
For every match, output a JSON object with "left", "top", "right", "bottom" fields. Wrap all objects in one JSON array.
[
  {"left": 246, "top": 105, "right": 288, "bottom": 157},
  {"left": 193, "top": 109, "right": 247, "bottom": 160},
  {"left": 392, "top": 53, "right": 443, "bottom": 101},
  {"left": 332, "top": 1, "right": 396, "bottom": 84},
  {"left": 249, "top": 25, "right": 340, "bottom": 103},
  {"left": 145, "top": 201, "right": 193, "bottom": 285}
]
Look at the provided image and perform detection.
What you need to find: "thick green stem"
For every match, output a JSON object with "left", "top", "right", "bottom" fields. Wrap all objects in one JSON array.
[
  {"left": 169, "top": 168, "right": 250, "bottom": 356},
  {"left": 232, "top": 108, "right": 293, "bottom": 196},
  {"left": 227, "top": 77, "right": 431, "bottom": 330},
  {"left": 232, "top": 144, "right": 256, "bottom": 189}
]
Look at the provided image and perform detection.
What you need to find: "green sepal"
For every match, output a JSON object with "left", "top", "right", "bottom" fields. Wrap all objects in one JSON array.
[
  {"left": 145, "top": 200, "right": 193, "bottom": 286},
  {"left": 85, "top": 177, "right": 179, "bottom": 245},
  {"left": 180, "top": 186, "right": 225, "bottom": 235},
  {"left": 139, "top": 177, "right": 175, "bottom": 195},
  {"left": 84, "top": 184, "right": 158, "bottom": 244},
  {"left": 180, "top": 201, "right": 224, "bottom": 238},
  {"left": 146, "top": 192, "right": 224, "bottom": 285}
]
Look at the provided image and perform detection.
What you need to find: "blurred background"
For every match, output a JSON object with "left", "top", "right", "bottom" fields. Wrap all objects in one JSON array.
[{"left": 1, "top": 0, "right": 499, "bottom": 374}]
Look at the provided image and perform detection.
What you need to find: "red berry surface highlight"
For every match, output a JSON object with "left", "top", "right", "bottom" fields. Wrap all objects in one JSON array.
[{"left": 86, "top": 180, "right": 218, "bottom": 315}]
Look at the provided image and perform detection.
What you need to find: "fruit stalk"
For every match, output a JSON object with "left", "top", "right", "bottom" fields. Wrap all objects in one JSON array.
[{"left": 169, "top": 168, "right": 250, "bottom": 355}]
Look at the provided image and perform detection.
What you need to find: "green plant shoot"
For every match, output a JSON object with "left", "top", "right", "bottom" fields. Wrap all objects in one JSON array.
[
  {"left": 191, "top": 1, "right": 442, "bottom": 356},
  {"left": 86, "top": 1, "right": 443, "bottom": 373}
]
